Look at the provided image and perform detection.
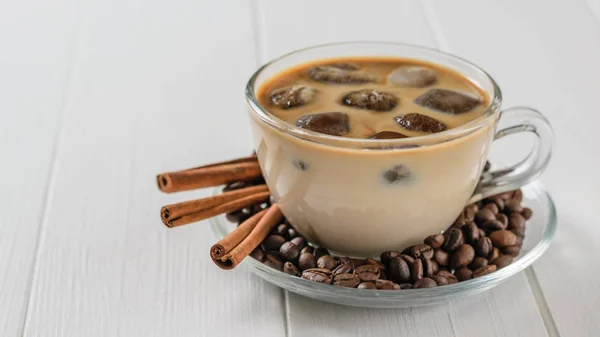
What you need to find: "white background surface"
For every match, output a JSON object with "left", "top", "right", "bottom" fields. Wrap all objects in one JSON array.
[{"left": 1, "top": 0, "right": 599, "bottom": 336}]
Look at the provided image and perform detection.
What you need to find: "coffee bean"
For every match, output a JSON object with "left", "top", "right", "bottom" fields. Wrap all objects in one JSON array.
[
  {"left": 491, "top": 255, "right": 513, "bottom": 269},
  {"left": 431, "top": 260, "right": 439, "bottom": 274},
  {"left": 354, "top": 264, "right": 381, "bottom": 281},
  {"left": 287, "top": 228, "right": 298, "bottom": 239},
  {"left": 484, "top": 161, "right": 491, "bottom": 171},
  {"left": 389, "top": 257, "right": 411, "bottom": 283},
  {"left": 452, "top": 212, "right": 467, "bottom": 228},
  {"left": 263, "top": 254, "right": 284, "bottom": 271},
  {"left": 300, "top": 246, "right": 314, "bottom": 255},
  {"left": 434, "top": 249, "right": 449, "bottom": 266},
  {"left": 424, "top": 234, "right": 445, "bottom": 249},
  {"left": 474, "top": 237, "right": 492, "bottom": 257},
  {"left": 464, "top": 204, "right": 479, "bottom": 221},
  {"left": 430, "top": 275, "right": 449, "bottom": 286},
  {"left": 496, "top": 213, "right": 509, "bottom": 228},
  {"left": 352, "top": 258, "right": 367, "bottom": 267},
  {"left": 511, "top": 227, "right": 526, "bottom": 237},
  {"left": 332, "top": 262, "right": 353, "bottom": 276},
  {"left": 411, "top": 258, "right": 424, "bottom": 282},
  {"left": 488, "top": 247, "right": 500, "bottom": 261},
  {"left": 472, "top": 264, "right": 496, "bottom": 278},
  {"left": 455, "top": 267, "right": 472, "bottom": 281},
  {"left": 290, "top": 236, "right": 305, "bottom": 248},
  {"left": 366, "top": 258, "right": 386, "bottom": 271},
  {"left": 317, "top": 255, "right": 338, "bottom": 270},
  {"left": 515, "top": 235, "right": 523, "bottom": 247},
  {"left": 443, "top": 228, "right": 464, "bottom": 252},
  {"left": 279, "top": 242, "right": 301, "bottom": 262},
  {"left": 414, "top": 277, "right": 437, "bottom": 288},
  {"left": 283, "top": 262, "right": 301, "bottom": 276},
  {"left": 400, "top": 254, "right": 415, "bottom": 264},
  {"left": 462, "top": 222, "right": 480, "bottom": 243},
  {"left": 436, "top": 270, "right": 458, "bottom": 284},
  {"left": 505, "top": 199, "right": 523, "bottom": 213},
  {"left": 475, "top": 208, "right": 496, "bottom": 224},
  {"left": 302, "top": 268, "right": 332, "bottom": 284},
  {"left": 436, "top": 270, "right": 454, "bottom": 278},
  {"left": 422, "top": 258, "right": 435, "bottom": 277},
  {"left": 274, "top": 223, "right": 289, "bottom": 238},
  {"left": 380, "top": 250, "right": 401, "bottom": 266},
  {"left": 298, "top": 253, "right": 316, "bottom": 271},
  {"left": 470, "top": 257, "right": 488, "bottom": 270},
  {"left": 407, "top": 244, "right": 434, "bottom": 259},
  {"left": 250, "top": 247, "right": 265, "bottom": 261},
  {"left": 489, "top": 230, "right": 517, "bottom": 248},
  {"left": 488, "top": 196, "right": 505, "bottom": 211},
  {"left": 497, "top": 191, "right": 514, "bottom": 200},
  {"left": 379, "top": 270, "right": 389, "bottom": 280},
  {"left": 450, "top": 244, "right": 475, "bottom": 269},
  {"left": 482, "top": 203, "right": 499, "bottom": 215},
  {"left": 333, "top": 273, "right": 360, "bottom": 288},
  {"left": 314, "top": 247, "right": 329, "bottom": 260},
  {"left": 399, "top": 283, "right": 413, "bottom": 289},
  {"left": 375, "top": 279, "right": 400, "bottom": 290},
  {"left": 251, "top": 203, "right": 267, "bottom": 215},
  {"left": 502, "top": 246, "right": 521, "bottom": 257},
  {"left": 223, "top": 181, "right": 249, "bottom": 192},
  {"left": 262, "top": 235, "right": 286, "bottom": 252},
  {"left": 226, "top": 210, "right": 250, "bottom": 223},
  {"left": 481, "top": 219, "right": 506, "bottom": 232},
  {"left": 513, "top": 189, "right": 524, "bottom": 202},
  {"left": 508, "top": 213, "right": 526, "bottom": 230},
  {"left": 339, "top": 256, "right": 352, "bottom": 265},
  {"left": 478, "top": 229, "right": 486, "bottom": 238},
  {"left": 522, "top": 207, "right": 533, "bottom": 220},
  {"left": 358, "top": 282, "right": 376, "bottom": 289}
]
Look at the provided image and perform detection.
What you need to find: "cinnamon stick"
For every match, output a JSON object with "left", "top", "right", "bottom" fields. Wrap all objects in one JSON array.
[
  {"left": 161, "top": 184, "right": 268, "bottom": 224},
  {"left": 156, "top": 156, "right": 261, "bottom": 193},
  {"left": 214, "top": 204, "right": 283, "bottom": 270},
  {"left": 162, "top": 191, "right": 271, "bottom": 228},
  {"left": 210, "top": 208, "right": 268, "bottom": 260}
]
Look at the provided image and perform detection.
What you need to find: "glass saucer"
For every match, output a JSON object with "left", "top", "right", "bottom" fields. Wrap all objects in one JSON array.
[{"left": 210, "top": 181, "right": 556, "bottom": 308}]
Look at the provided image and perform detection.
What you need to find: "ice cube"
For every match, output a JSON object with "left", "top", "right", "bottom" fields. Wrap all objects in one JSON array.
[
  {"left": 388, "top": 66, "right": 438, "bottom": 88},
  {"left": 341, "top": 89, "right": 399, "bottom": 112},
  {"left": 308, "top": 66, "right": 376, "bottom": 84},
  {"left": 414, "top": 89, "right": 481, "bottom": 114},
  {"left": 395, "top": 113, "right": 447, "bottom": 133},
  {"left": 369, "top": 131, "right": 408, "bottom": 139},
  {"left": 329, "top": 63, "right": 361, "bottom": 70},
  {"left": 296, "top": 112, "right": 350, "bottom": 136},
  {"left": 269, "top": 85, "right": 317, "bottom": 109},
  {"left": 382, "top": 165, "right": 412, "bottom": 184}
]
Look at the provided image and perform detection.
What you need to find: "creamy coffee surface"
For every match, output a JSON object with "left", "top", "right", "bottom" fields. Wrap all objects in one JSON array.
[{"left": 257, "top": 57, "right": 490, "bottom": 139}]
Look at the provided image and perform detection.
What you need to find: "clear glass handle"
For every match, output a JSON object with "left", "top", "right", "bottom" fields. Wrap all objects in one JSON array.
[{"left": 470, "top": 106, "right": 554, "bottom": 203}]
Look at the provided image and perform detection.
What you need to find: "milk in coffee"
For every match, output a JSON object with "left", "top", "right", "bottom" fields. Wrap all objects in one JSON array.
[
  {"left": 258, "top": 58, "right": 489, "bottom": 139},
  {"left": 251, "top": 57, "right": 493, "bottom": 256}
]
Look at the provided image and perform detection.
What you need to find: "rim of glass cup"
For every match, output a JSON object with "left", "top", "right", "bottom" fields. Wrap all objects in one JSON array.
[
  {"left": 245, "top": 41, "right": 503, "bottom": 149},
  {"left": 210, "top": 181, "right": 557, "bottom": 299}
]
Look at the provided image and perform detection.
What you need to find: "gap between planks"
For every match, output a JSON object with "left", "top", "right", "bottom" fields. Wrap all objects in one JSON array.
[
  {"left": 525, "top": 268, "right": 560, "bottom": 337},
  {"left": 18, "top": 2, "right": 85, "bottom": 335},
  {"left": 250, "top": 2, "right": 294, "bottom": 337}
]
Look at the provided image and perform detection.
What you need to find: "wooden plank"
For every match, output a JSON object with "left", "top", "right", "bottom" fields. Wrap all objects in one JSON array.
[
  {"left": 259, "top": 0, "right": 547, "bottom": 336},
  {"left": 287, "top": 274, "right": 545, "bottom": 337},
  {"left": 22, "top": 1, "right": 286, "bottom": 336},
  {"left": 426, "top": 0, "right": 600, "bottom": 335},
  {"left": 0, "top": 0, "right": 78, "bottom": 335}
]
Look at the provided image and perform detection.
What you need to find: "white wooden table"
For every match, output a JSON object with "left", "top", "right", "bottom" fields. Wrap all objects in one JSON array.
[{"left": 2, "top": 0, "right": 599, "bottom": 336}]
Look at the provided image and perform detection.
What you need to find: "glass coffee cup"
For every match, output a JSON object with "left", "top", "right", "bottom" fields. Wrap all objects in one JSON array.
[{"left": 245, "top": 42, "right": 553, "bottom": 257}]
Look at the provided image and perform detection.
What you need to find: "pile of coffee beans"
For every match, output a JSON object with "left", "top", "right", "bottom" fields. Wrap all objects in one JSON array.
[{"left": 223, "top": 164, "right": 532, "bottom": 290}]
